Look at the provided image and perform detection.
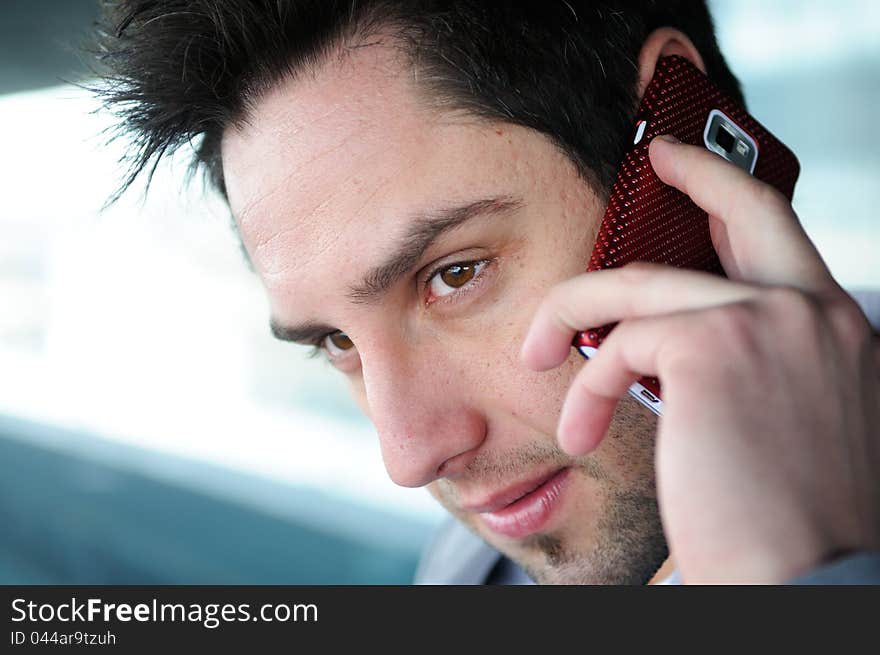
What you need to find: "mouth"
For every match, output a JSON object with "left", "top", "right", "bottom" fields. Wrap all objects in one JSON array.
[{"left": 462, "top": 467, "right": 572, "bottom": 539}]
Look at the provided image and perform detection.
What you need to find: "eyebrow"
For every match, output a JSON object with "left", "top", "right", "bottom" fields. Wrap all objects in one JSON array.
[{"left": 270, "top": 194, "right": 523, "bottom": 344}]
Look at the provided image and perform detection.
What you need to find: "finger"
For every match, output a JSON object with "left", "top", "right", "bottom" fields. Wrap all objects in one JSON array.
[
  {"left": 557, "top": 311, "right": 692, "bottom": 455},
  {"left": 556, "top": 360, "right": 622, "bottom": 456},
  {"left": 648, "top": 136, "right": 833, "bottom": 290},
  {"left": 521, "top": 263, "right": 757, "bottom": 371}
]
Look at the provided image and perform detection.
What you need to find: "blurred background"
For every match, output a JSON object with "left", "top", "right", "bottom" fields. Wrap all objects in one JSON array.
[{"left": 0, "top": 0, "right": 877, "bottom": 583}]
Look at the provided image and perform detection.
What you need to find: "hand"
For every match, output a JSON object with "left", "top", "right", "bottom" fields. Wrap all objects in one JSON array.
[{"left": 520, "top": 135, "right": 880, "bottom": 583}]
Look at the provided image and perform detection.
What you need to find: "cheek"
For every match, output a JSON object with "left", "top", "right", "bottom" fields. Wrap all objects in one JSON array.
[
  {"left": 509, "top": 356, "right": 584, "bottom": 433},
  {"left": 464, "top": 327, "right": 585, "bottom": 435}
]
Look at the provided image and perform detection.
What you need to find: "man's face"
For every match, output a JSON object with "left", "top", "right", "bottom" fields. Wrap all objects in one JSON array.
[{"left": 222, "top": 43, "right": 666, "bottom": 583}]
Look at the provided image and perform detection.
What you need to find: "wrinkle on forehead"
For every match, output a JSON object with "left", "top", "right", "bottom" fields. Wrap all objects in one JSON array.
[
  {"left": 223, "top": 44, "right": 446, "bottom": 290},
  {"left": 241, "top": 126, "right": 427, "bottom": 290},
  {"left": 256, "top": 164, "right": 406, "bottom": 290},
  {"left": 234, "top": 107, "right": 350, "bottom": 228},
  {"left": 251, "top": 134, "right": 422, "bottom": 262},
  {"left": 236, "top": 131, "right": 364, "bottom": 284}
]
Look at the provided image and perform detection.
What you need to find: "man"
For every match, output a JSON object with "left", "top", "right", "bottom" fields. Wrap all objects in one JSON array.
[{"left": 94, "top": 1, "right": 880, "bottom": 584}]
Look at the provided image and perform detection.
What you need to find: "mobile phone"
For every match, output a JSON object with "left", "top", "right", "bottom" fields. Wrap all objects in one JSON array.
[{"left": 572, "top": 55, "right": 800, "bottom": 416}]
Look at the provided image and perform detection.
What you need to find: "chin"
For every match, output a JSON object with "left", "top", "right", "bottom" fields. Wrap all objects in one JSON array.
[
  {"left": 431, "top": 402, "right": 665, "bottom": 584},
  {"left": 473, "top": 480, "right": 669, "bottom": 585},
  {"left": 496, "top": 523, "right": 669, "bottom": 585}
]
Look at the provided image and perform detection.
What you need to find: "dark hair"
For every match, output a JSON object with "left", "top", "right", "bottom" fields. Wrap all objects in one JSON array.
[{"left": 92, "top": 0, "right": 742, "bottom": 204}]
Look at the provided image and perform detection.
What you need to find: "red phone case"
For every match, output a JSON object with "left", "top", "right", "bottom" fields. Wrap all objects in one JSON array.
[{"left": 572, "top": 55, "right": 800, "bottom": 412}]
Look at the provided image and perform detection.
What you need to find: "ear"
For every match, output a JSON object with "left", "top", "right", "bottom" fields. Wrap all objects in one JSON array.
[{"left": 636, "top": 27, "right": 707, "bottom": 99}]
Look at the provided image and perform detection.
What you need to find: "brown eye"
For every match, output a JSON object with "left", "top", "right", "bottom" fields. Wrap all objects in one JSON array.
[
  {"left": 429, "top": 260, "right": 488, "bottom": 298},
  {"left": 441, "top": 264, "right": 476, "bottom": 287},
  {"left": 323, "top": 331, "right": 354, "bottom": 356}
]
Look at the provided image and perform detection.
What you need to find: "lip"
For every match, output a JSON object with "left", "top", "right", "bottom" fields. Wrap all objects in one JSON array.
[{"left": 473, "top": 468, "right": 572, "bottom": 539}]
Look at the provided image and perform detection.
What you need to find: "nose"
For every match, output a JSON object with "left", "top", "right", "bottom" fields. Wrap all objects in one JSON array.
[{"left": 359, "top": 342, "right": 487, "bottom": 488}]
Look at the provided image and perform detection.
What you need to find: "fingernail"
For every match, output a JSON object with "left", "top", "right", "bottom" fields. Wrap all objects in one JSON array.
[{"left": 654, "top": 134, "right": 680, "bottom": 145}]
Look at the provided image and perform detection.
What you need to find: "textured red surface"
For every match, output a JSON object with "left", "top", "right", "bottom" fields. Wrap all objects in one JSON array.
[{"left": 574, "top": 55, "right": 800, "bottom": 399}]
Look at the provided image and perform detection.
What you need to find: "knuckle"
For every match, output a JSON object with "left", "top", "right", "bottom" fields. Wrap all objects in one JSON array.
[
  {"left": 663, "top": 348, "right": 705, "bottom": 381},
  {"left": 748, "top": 182, "right": 792, "bottom": 216},
  {"left": 661, "top": 322, "right": 717, "bottom": 378},
  {"left": 707, "top": 301, "right": 762, "bottom": 354},
  {"left": 765, "top": 285, "right": 818, "bottom": 319},
  {"left": 764, "top": 287, "right": 825, "bottom": 344},
  {"left": 828, "top": 293, "right": 872, "bottom": 347}
]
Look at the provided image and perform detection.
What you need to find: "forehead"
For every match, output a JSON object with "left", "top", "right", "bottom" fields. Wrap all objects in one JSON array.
[{"left": 220, "top": 41, "right": 551, "bottom": 316}]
